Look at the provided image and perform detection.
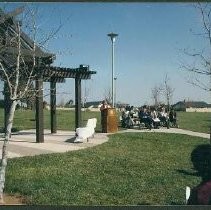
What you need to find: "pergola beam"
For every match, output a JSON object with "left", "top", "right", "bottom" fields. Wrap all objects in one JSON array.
[{"left": 43, "top": 65, "right": 96, "bottom": 80}]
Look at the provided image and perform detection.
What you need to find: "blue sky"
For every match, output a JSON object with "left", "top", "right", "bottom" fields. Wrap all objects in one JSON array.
[{"left": 3, "top": 2, "right": 211, "bottom": 106}]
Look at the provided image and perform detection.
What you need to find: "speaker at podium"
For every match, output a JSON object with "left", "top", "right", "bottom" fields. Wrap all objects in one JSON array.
[{"left": 101, "top": 108, "right": 118, "bottom": 133}]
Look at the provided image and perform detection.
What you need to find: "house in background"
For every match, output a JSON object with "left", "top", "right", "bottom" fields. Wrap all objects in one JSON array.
[
  {"left": 84, "top": 101, "right": 130, "bottom": 110},
  {"left": 115, "top": 102, "right": 130, "bottom": 109},
  {"left": 84, "top": 101, "right": 102, "bottom": 108},
  {"left": 173, "top": 100, "right": 211, "bottom": 112}
]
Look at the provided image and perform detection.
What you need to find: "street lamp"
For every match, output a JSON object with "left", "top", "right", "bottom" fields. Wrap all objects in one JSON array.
[{"left": 107, "top": 32, "right": 118, "bottom": 108}]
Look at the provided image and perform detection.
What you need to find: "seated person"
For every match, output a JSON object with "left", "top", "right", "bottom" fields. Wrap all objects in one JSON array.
[
  {"left": 187, "top": 144, "right": 211, "bottom": 205},
  {"left": 139, "top": 106, "right": 154, "bottom": 129},
  {"left": 158, "top": 107, "right": 169, "bottom": 127},
  {"left": 121, "top": 109, "right": 129, "bottom": 128},
  {"left": 158, "top": 107, "right": 167, "bottom": 119},
  {"left": 150, "top": 107, "right": 160, "bottom": 129},
  {"left": 129, "top": 106, "right": 135, "bottom": 118}
]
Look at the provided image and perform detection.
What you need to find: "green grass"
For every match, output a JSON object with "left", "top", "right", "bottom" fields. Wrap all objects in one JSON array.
[
  {"left": 177, "top": 112, "right": 211, "bottom": 134},
  {"left": 0, "top": 108, "right": 210, "bottom": 133},
  {"left": 0, "top": 108, "right": 102, "bottom": 132},
  {"left": 5, "top": 132, "right": 209, "bottom": 205}
]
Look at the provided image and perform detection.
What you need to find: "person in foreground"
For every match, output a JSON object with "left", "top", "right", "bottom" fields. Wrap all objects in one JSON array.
[{"left": 187, "top": 144, "right": 211, "bottom": 205}]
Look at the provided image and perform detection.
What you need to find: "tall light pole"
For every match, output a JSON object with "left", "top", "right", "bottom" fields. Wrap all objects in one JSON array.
[
  {"left": 114, "top": 77, "right": 117, "bottom": 108},
  {"left": 107, "top": 32, "right": 118, "bottom": 108}
]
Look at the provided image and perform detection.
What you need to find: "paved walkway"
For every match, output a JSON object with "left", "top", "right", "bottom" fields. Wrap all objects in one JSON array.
[
  {"left": 0, "top": 130, "right": 109, "bottom": 159},
  {"left": 0, "top": 128, "right": 209, "bottom": 159},
  {"left": 120, "top": 127, "right": 210, "bottom": 139}
]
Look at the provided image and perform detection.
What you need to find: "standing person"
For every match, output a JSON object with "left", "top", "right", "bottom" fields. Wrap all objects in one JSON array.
[
  {"left": 187, "top": 144, "right": 211, "bottom": 205},
  {"left": 169, "top": 107, "right": 178, "bottom": 127},
  {"left": 100, "top": 100, "right": 111, "bottom": 132},
  {"left": 100, "top": 100, "right": 110, "bottom": 111}
]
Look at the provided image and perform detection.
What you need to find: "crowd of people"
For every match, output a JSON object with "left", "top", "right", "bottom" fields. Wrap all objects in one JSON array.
[
  {"left": 120, "top": 105, "right": 178, "bottom": 129},
  {"left": 99, "top": 100, "right": 178, "bottom": 130}
]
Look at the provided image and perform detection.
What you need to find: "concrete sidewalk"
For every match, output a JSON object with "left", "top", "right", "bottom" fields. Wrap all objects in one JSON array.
[
  {"left": 0, "top": 127, "right": 209, "bottom": 159},
  {"left": 0, "top": 129, "right": 109, "bottom": 159},
  {"left": 120, "top": 127, "right": 210, "bottom": 139}
]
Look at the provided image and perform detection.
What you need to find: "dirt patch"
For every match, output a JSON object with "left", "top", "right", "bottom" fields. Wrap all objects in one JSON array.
[{"left": 0, "top": 193, "right": 26, "bottom": 205}]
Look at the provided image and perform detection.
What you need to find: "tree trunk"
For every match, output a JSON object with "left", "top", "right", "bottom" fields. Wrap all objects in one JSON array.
[{"left": 0, "top": 100, "right": 17, "bottom": 204}]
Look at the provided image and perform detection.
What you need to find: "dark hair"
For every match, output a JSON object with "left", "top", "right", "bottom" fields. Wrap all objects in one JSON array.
[{"left": 191, "top": 144, "right": 211, "bottom": 180}]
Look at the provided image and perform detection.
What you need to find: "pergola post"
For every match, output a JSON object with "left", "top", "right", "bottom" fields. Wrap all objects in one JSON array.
[
  {"left": 75, "top": 76, "right": 82, "bottom": 130},
  {"left": 35, "top": 77, "right": 44, "bottom": 143},
  {"left": 50, "top": 80, "right": 57, "bottom": 133}
]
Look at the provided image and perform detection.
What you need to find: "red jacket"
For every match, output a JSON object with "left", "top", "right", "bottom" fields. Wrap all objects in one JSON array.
[{"left": 188, "top": 180, "right": 211, "bottom": 205}]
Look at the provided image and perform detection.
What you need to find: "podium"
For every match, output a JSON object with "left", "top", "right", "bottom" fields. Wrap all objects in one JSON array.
[{"left": 101, "top": 108, "right": 118, "bottom": 133}]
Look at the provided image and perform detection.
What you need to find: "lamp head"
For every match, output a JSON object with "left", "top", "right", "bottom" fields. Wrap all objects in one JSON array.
[{"left": 107, "top": 32, "right": 118, "bottom": 42}]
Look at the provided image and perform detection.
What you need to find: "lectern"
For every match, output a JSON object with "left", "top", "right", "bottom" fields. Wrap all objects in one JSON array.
[{"left": 101, "top": 108, "right": 118, "bottom": 133}]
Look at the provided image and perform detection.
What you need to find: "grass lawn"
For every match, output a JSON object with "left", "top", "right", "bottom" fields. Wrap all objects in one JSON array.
[
  {"left": 0, "top": 108, "right": 210, "bottom": 133},
  {"left": 5, "top": 132, "right": 209, "bottom": 205},
  {"left": 177, "top": 112, "right": 211, "bottom": 134},
  {"left": 0, "top": 108, "right": 102, "bottom": 132}
]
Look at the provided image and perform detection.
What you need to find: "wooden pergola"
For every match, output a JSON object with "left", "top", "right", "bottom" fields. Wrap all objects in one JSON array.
[
  {"left": 34, "top": 65, "right": 96, "bottom": 143},
  {"left": 0, "top": 7, "right": 96, "bottom": 143}
]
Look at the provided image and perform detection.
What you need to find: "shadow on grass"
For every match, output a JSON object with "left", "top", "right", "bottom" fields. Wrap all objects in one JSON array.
[
  {"left": 137, "top": 202, "right": 151, "bottom": 205},
  {"left": 176, "top": 169, "right": 200, "bottom": 177},
  {"left": 137, "top": 200, "right": 184, "bottom": 205},
  {"left": 170, "top": 202, "right": 184, "bottom": 205},
  {"left": 0, "top": 127, "right": 20, "bottom": 133}
]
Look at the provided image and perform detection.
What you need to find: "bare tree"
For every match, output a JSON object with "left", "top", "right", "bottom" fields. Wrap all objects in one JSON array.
[
  {"left": 151, "top": 84, "right": 163, "bottom": 107},
  {"left": 82, "top": 82, "right": 90, "bottom": 108},
  {"left": 58, "top": 98, "right": 65, "bottom": 107},
  {"left": 104, "top": 87, "right": 112, "bottom": 105},
  {"left": 162, "top": 74, "right": 174, "bottom": 111},
  {"left": 0, "top": 6, "right": 62, "bottom": 203},
  {"left": 181, "top": 2, "right": 211, "bottom": 92}
]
